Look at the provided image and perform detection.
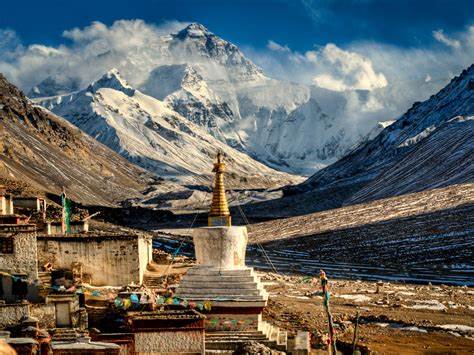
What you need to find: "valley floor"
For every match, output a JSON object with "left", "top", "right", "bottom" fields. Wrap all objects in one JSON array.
[{"left": 261, "top": 273, "right": 474, "bottom": 354}]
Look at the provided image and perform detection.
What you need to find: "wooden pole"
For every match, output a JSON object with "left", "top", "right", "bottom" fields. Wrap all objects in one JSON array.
[
  {"left": 352, "top": 311, "right": 360, "bottom": 353},
  {"left": 61, "top": 187, "right": 66, "bottom": 235},
  {"left": 320, "top": 269, "right": 337, "bottom": 354}
]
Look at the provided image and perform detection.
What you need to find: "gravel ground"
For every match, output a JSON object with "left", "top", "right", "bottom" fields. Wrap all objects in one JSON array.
[{"left": 260, "top": 272, "right": 474, "bottom": 354}]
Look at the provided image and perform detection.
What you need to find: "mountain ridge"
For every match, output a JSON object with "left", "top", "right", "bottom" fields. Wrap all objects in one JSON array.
[
  {"left": 0, "top": 73, "right": 155, "bottom": 206},
  {"left": 35, "top": 69, "right": 298, "bottom": 188}
]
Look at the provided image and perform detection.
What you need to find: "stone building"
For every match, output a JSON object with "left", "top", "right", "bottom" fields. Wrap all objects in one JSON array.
[
  {"left": 0, "top": 224, "right": 39, "bottom": 303},
  {"left": 37, "top": 234, "right": 153, "bottom": 286},
  {"left": 12, "top": 197, "right": 46, "bottom": 214},
  {"left": 128, "top": 310, "right": 206, "bottom": 354}
]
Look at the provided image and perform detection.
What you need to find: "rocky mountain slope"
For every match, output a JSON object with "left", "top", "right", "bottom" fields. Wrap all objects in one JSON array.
[
  {"left": 36, "top": 69, "right": 296, "bottom": 188},
  {"left": 0, "top": 74, "right": 155, "bottom": 206},
  {"left": 349, "top": 116, "right": 473, "bottom": 203},
  {"left": 248, "top": 183, "right": 474, "bottom": 285},
  {"left": 280, "top": 64, "right": 474, "bottom": 211},
  {"left": 30, "top": 23, "right": 382, "bottom": 176},
  {"left": 157, "top": 183, "right": 473, "bottom": 285}
]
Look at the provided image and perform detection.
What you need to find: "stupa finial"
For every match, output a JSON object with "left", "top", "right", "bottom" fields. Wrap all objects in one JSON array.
[{"left": 208, "top": 150, "right": 231, "bottom": 226}]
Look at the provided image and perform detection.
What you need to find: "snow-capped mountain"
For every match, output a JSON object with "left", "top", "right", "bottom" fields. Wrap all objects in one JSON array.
[
  {"left": 28, "top": 74, "right": 82, "bottom": 99},
  {"left": 30, "top": 23, "right": 382, "bottom": 176},
  {"left": 0, "top": 73, "right": 154, "bottom": 206},
  {"left": 292, "top": 64, "right": 474, "bottom": 203},
  {"left": 36, "top": 69, "right": 296, "bottom": 187},
  {"left": 140, "top": 64, "right": 235, "bottom": 140}
]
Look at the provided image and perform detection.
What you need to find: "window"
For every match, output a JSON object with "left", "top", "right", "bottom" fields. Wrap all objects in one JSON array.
[{"left": 0, "top": 237, "right": 14, "bottom": 254}]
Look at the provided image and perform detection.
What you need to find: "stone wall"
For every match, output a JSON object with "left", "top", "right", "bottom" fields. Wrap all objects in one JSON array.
[
  {"left": 0, "top": 304, "right": 29, "bottom": 328},
  {"left": 30, "top": 303, "right": 56, "bottom": 329},
  {"left": 0, "top": 228, "right": 38, "bottom": 280},
  {"left": 47, "top": 221, "right": 89, "bottom": 235},
  {"left": 0, "top": 227, "right": 39, "bottom": 302},
  {"left": 134, "top": 330, "right": 204, "bottom": 354},
  {"left": 37, "top": 235, "right": 152, "bottom": 286}
]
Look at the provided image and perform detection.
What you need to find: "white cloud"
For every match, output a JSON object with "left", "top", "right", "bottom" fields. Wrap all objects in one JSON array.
[
  {"left": 433, "top": 30, "right": 461, "bottom": 49},
  {"left": 311, "top": 43, "right": 388, "bottom": 91},
  {"left": 246, "top": 24, "right": 474, "bottom": 128},
  {"left": 267, "top": 40, "right": 290, "bottom": 52},
  {"left": 433, "top": 29, "right": 461, "bottom": 49},
  {"left": 0, "top": 20, "right": 188, "bottom": 91},
  {"left": 313, "top": 73, "right": 348, "bottom": 91}
]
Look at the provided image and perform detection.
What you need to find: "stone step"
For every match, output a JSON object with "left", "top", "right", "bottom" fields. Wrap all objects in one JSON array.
[
  {"left": 176, "top": 294, "right": 268, "bottom": 302},
  {"left": 207, "top": 336, "right": 268, "bottom": 342},
  {"left": 179, "top": 281, "right": 261, "bottom": 289},
  {"left": 185, "top": 268, "right": 254, "bottom": 277},
  {"left": 205, "top": 339, "right": 280, "bottom": 351},
  {"left": 177, "top": 287, "right": 263, "bottom": 296},
  {"left": 207, "top": 331, "right": 265, "bottom": 336},
  {"left": 181, "top": 275, "right": 258, "bottom": 283}
]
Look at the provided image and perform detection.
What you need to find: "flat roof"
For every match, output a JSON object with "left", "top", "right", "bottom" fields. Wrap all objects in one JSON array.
[
  {"left": 0, "top": 224, "right": 36, "bottom": 233},
  {"left": 52, "top": 340, "right": 120, "bottom": 350},
  {"left": 127, "top": 309, "right": 205, "bottom": 320},
  {"left": 37, "top": 233, "right": 148, "bottom": 241}
]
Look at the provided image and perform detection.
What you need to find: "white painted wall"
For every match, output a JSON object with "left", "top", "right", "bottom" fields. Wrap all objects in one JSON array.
[
  {"left": 37, "top": 236, "right": 152, "bottom": 286},
  {"left": 193, "top": 226, "right": 248, "bottom": 270}
]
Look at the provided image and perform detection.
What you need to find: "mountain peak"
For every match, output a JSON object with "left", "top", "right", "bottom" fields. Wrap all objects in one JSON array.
[
  {"left": 171, "top": 24, "right": 263, "bottom": 81},
  {"left": 89, "top": 68, "right": 135, "bottom": 96},
  {"left": 175, "top": 23, "right": 211, "bottom": 39}
]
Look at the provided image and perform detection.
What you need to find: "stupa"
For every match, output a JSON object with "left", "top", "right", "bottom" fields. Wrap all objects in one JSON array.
[{"left": 176, "top": 152, "right": 268, "bottom": 331}]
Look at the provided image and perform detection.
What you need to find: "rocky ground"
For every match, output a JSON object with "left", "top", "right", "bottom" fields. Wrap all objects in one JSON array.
[
  {"left": 260, "top": 272, "right": 474, "bottom": 354},
  {"left": 139, "top": 252, "right": 474, "bottom": 354}
]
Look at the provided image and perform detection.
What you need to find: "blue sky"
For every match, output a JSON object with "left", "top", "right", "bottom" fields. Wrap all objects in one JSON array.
[{"left": 1, "top": 0, "right": 473, "bottom": 52}]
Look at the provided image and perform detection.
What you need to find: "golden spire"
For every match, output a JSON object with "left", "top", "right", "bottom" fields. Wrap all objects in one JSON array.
[{"left": 208, "top": 151, "right": 231, "bottom": 227}]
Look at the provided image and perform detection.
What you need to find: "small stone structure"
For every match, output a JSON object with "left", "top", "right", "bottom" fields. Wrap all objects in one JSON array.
[
  {"left": 37, "top": 234, "right": 153, "bottom": 286},
  {"left": 177, "top": 226, "right": 268, "bottom": 331},
  {"left": 13, "top": 197, "right": 46, "bottom": 215},
  {"left": 293, "top": 331, "right": 311, "bottom": 355},
  {"left": 45, "top": 293, "right": 87, "bottom": 329},
  {"left": 47, "top": 220, "right": 89, "bottom": 235},
  {"left": 0, "top": 187, "right": 13, "bottom": 216},
  {"left": 127, "top": 309, "right": 206, "bottom": 355}
]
